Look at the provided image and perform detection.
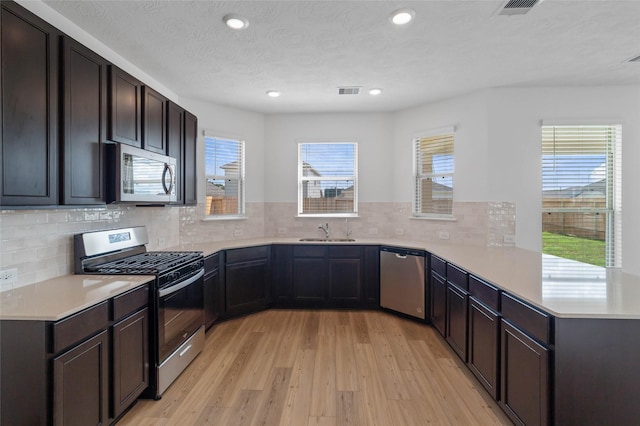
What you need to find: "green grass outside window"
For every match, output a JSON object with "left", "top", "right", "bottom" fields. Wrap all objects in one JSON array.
[{"left": 542, "top": 231, "right": 606, "bottom": 267}]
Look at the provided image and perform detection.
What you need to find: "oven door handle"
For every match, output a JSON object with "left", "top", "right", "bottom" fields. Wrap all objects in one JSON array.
[{"left": 158, "top": 269, "right": 204, "bottom": 297}]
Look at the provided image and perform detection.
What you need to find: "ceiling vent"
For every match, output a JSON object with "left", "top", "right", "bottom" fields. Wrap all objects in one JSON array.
[
  {"left": 498, "top": 0, "right": 540, "bottom": 16},
  {"left": 338, "top": 87, "right": 361, "bottom": 95}
]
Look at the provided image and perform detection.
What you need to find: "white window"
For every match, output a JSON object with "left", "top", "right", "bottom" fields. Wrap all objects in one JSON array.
[
  {"left": 204, "top": 136, "right": 245, "bottom": 217},
  {"left": 413, "top": 129, "right": 455, "bottom": 217},
  {"left": 541, "top": 124, "right": 622, "bottom": 267},
  {"left": 298, "top": 142, "right": 358, "bottom": 216}
]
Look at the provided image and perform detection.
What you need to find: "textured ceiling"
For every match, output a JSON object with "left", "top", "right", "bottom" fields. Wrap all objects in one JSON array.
[{"left": 43, "top": 0, "right": 640, "bottom": 114}]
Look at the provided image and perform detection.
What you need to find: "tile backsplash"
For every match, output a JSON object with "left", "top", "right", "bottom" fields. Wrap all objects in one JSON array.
[{"left": 1, "top": 201, "right": 515, "bottom": 290}]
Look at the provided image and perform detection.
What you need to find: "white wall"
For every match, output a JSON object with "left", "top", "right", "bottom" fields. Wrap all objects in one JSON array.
[
  {"left": 179, "top": 98, "right": 266, "bottom": 203},
  {"left": 485, "top": 86, "right": 640, "bottom": 271},
  {"left": 264, "top": 113, "right": 394, "bottom": 203},
  {"left": 393, "top": 86, "right": 640, "bottom": 275},
  {"left": 392, "top": 91, "right": 490, "bottom": 203}
]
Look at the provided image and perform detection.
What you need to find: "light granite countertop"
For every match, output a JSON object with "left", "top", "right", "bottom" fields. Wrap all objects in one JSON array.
[
  {"left": 0, "top": 274, "right": 154, "bottom": 321},
  {"left": 171, "top": 237, "right": 640, "bottom": 319},
  {"left": 3, "top": 237, "right": 639, "bottom": 321}
]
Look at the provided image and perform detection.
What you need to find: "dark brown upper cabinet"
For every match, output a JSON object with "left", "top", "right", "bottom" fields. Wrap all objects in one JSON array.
[
  {"left": 61, "top": 36, "right": 108, "bottom": 205},
  {"left": 1, "top": 1, "right": 59, "bottom": 205},
  {"left": 142, "top": 86, "right": 167, "bottom": 154},
  {"left": 167, "top": 101, "right": 185, "bottom": 203},
  {"left": 184, "top": 110, "right": 198, "bottom": 205},
  {"left": 108, "top": 65, "right": 142, "bottom": 148}
]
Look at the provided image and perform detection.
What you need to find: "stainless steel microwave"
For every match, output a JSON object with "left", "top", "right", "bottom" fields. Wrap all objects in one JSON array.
[{"left": 106, "top": 143, "right": 177, "bottom": 204}]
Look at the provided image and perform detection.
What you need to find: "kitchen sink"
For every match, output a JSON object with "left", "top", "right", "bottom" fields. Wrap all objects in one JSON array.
[{"left": 299, "top": 238, "right": 356, "bottom": 242}]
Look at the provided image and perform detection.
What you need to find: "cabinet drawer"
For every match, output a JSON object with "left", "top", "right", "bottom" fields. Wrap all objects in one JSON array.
[
  {"left": 113, "top": 284, "right": 149, "bottom": 322},
  {"left": 329, "top": 245, "right": 361, "bottom": 258},
  {"left": 431, "top": 255, "right": 446, "bottom": 277},
  {"left": 469, "top": 275, "right": 500, "bottom": 311},
  {"left": 52, "top": 301, "right": 109, "bottom": 353},
  {"left": 501, "top": 293, "right": 552, "bottom": 345},
  {"left": 447, "top": 263, "right": 468, "bottom": 291},
  {"left": 226, "top": 245, "right": 270, "bottom": 263},
  {"left": 293, "top": 245, "right": 326, "bottom": 258},
  {"left": 204, "top": 253, "right": 220, "bottom": 272}
]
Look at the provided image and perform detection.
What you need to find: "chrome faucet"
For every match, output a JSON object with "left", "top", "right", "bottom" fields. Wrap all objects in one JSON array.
[{"left": 318, "top": 222, "right": 330, "bottom": 239}]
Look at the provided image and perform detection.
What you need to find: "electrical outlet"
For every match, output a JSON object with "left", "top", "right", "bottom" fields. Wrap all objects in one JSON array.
[
  {"left": 439, "top": 231, "right": 450, "bottom": 240},
  {"left": 504, "top": 234, "right": 516, "bottom": 244},
  {"left": 368, "top": 227, "right": 378, "bottom": 236},
  {"left": 277, "top": 227, "right": 287, "bottom": 235},
  {"left": 0, "top": 268, "right": 18, "bottom": 284},
  {"left": 234, "top": 229, "right": 243, "bottom": 237},
  {"left": 158, "top": 237, "right": 166, "bottom": 246}
]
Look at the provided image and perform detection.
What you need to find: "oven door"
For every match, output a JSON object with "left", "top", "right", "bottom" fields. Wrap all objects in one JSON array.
[{"left": 157, "top": 269, "right": 204, "bottom": 363}]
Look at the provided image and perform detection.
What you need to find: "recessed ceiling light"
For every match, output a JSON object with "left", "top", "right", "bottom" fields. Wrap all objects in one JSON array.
[
  {"left": 390, "top": 8, "right": 415, "bottom": 25},
  {"left": 223, "top": 14, "right": 249, "bottom": 30},
  {"left": 266, "top": 90, "right": 281, "bottom": 98},
  {"left": 369, "top": 88, "right": 382, "bottom": 96}
]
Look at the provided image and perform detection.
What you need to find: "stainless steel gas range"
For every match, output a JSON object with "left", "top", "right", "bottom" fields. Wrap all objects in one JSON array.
[{"left": 74, "top": 226, "right": 205, "bottom": 399}]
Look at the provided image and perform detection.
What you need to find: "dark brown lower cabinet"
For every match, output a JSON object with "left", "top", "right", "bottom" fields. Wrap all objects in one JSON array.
[
  {"left": 445, "top": 282, "right": 468, "bottom": 362},
  {"left": 272, "top": 245, "right": 378, "bottom": 309},
  {"left": 467, "top": 297, "right": 500, "bottom": 400},
  {"left": 225, "top": 246, "right": 271, "bottom": 317},
  {"left": 328, "top": 246, "right": 362, "bottom": 307},
  {"left": 293, "top": 257, "right": 326, "bottom": 303},
  {"left": 53, "top": 329, "right": 109, "bottom": 426},
  {"left": 328, "top": 257, "right": 361, "bottom": 304},
  {"left": 204, "top": 253, "right": 223, "bottom": 329},
  {"left": 500, "top": 319, "right": 549, "bottom": 426},
  {"left": 430, "top": 271, "right": 447, "bottom": 337},
  {"left": 112, "top": 308, "right": 149, "bottom": 418}
]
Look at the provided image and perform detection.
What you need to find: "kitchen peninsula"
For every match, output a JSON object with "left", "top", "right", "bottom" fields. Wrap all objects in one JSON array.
[{"left": 3, "top": 237, "right": 639, "bottom": 425}]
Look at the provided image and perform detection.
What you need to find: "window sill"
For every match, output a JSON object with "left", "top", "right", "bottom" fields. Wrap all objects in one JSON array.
[
  {"left": 201, "top": 215, "right": 248, "bottom": 221},
  {"left": 410, "top": 215, "right": 457, "bottom": 222},
  {"left": 296, "top": 213, "right": 360, "bottom": 219}
]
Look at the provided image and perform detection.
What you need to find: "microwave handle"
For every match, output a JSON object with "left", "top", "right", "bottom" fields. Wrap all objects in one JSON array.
[{"left": 162, "top": 163, "right": 174, "bottom": 195}]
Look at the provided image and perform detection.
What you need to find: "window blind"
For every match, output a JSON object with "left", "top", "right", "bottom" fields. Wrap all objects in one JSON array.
[
  {"left": 298, "top": 142, "right": 358, "bottom": 216},
  {"left": 541, "top": 125, "right": 621, "bottom": 267},
  {"left": 414, "top": 132, "right": 454, "bottom": 217},
  {"left": 204, "top": 136, "right": 245, "bottom": 216}
]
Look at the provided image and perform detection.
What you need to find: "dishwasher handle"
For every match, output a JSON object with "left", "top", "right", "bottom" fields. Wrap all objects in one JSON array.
[{"left": 380, "top": 246, "right": 426, "bottom": 258}]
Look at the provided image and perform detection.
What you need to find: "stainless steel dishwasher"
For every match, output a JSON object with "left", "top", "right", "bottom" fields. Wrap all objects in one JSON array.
[{"left": 380, "top": 246, "right": 426, "bottom": 320}]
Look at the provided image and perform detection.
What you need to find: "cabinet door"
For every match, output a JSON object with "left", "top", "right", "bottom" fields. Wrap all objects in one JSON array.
[
  {"left": 500, "top": 319, "right": 549, "bottom": 426},
  {"left": 167, "top": 101, "right": 184, "bottom": 204},
  {"left": 112, "top": 308, "right": 149, "bottom": 419},
  {"left": 142, "top": 86, "right": 167, "bottom": 154},
  {"left": 183, "top": 110, "right": 198, "bottom": 205},
  {"left": 1, "top": 2, "right": 59, "bottom": 205},
  {"left": 225, "top": 259, "right": 270, "bottom": 315},
  {"left": 328, "top": 258, "right": 361, "bottom": 305},
  {"left": 293, "top": 258, "right": 326, "bottom": 303},
  {"left": 61, "top": 37, "right": 107, "bottom": 205},
  {"left": 272, "top": 245, "right": 293, "bottom": 305},
  {"left": 363, "top": 246, "right": 380, "bottom": 307},
  {"left": 53, "top": 329, "right": 109, "bottom": 426},
  {"left": 430, "top": 272, "right": 447, "bottom": 337},
  {"left": 468, "top": 297, "right": 500, "bottom": 400},
  {"left": 204, "top": 268, "right": 221, "bottom": 329},
  {"left": 108, "top": 65, "right": 142, "bottom": 147},
  {"left": 446, "top": 282, "right": 468, "bottom": 362}
]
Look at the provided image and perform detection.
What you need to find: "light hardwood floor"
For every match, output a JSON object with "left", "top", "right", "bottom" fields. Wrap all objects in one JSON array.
[{"left": 119, "top": 310, "right": 512, "bottom": 426}]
